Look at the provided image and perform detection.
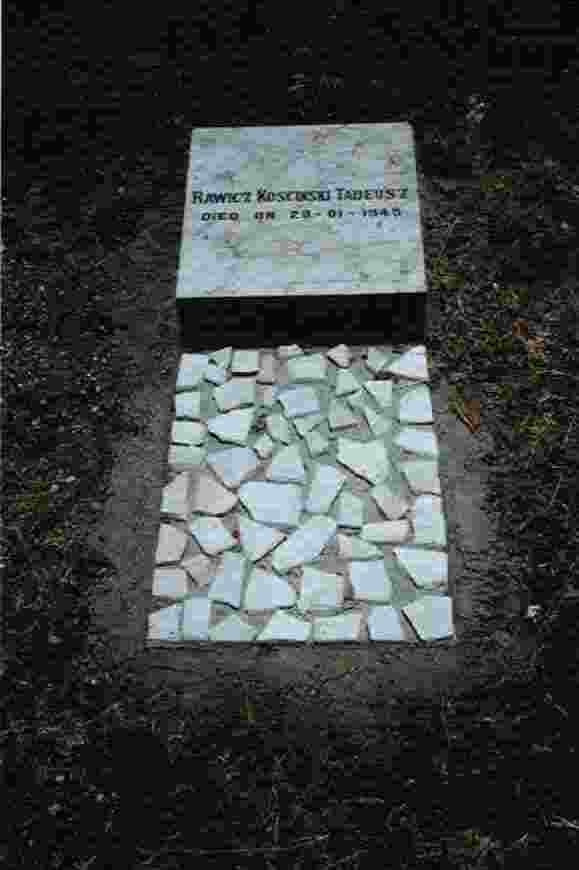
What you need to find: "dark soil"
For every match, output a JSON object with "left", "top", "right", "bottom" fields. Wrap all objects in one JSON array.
[{"left": 3, "top": 5, "right": 579, "bottom": 867}]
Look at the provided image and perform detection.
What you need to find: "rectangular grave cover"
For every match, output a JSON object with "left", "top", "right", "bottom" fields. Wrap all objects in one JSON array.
[{"left": 177, "top": 123, "right": 426, "bottom": 300}]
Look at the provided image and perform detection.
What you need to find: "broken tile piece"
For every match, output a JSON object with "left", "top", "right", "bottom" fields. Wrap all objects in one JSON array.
[
  {"left": 266, "top": 414, "right": 292, "bottom": 444},
  {"left": 253, "top": 432, "right": 275, "bottom": 459},
  {"left": 204, "top": 363, "right": 228, "bottom": 386},
  {"left": 329, "top": 398, "right": 359, "bottom": 430},
  {"left": 209, "top": 612, "right": 259, "bottom": 642},
  {"left": 189, "top": 517, "right": 236, "bottom": 555},
  {"left": 347, "top": 389, "right": 369, "bottom": 411},
  {"left": 313, "top": 611, "right": 363, "bottom": 641},
  {"left": 272, "top": 516, "right": 337, "bottom": 573},
  {"left": 287, "top": 353, "right": 327, "bottom": 382},
  {"left": 257, "top": 611, "right": 311, "bottom": 642},
  {"left": 400, "top": 460, "right": 442, "bottom": 495},
  {"left": 363, "top": 380, "right": 393, "bottom": 409},
  {"left": 277, "top": 344, "right": 303, "bottom": 359},
  {"left": 337, "top": 534, "right": 381, "bottom": 560},
  {"left": 293, "top": 413, "right": 324, "bottom": 437},
  {"left": 371, "top": 483, "right": 409, "bottom": 519},
  {"left": 366, "top": 347, "right": 389, "bottom": 374},
  {"left": 386, "top": 349, "right": 430, "bottom": 381},
  {"left": 208, "top": 552, "right": 246, "bottom": 608},
  {"left": 411, "top": 495, "right": 447, "bottom": 547},
  {"left": 403, "top": 596, "right": 453, "bottom": 639},
  {"left": 349, "top": 561, "right": 392, "bottom": 602},
  {"left": 207, "top": 447, "right": 260, "bottom": 489},
  {"left": 182, "top": 596, "right": 211, "bottom": 639},
  {"left": 168, "top": 445, "right": 205, "bottom": 472},
  {"left": 161, "top": 472, "right": 191, "bottom": 519},
  {"left": 244, "top": 569, "right": 297, "bottom": 610},
  {"left": 398, "top": 385, "right": 434, "bottom": 423},
  {"left": 148, "top": 603, "right": 182, "bottom": 641},
  {"left": 394, "top": 427, "right": 439, "bottom": 458},
  {"left": 336, "top": 491, "right": 364, "bottom": 527},
  {"left": 152, "top": 568, "right": 189, "bottom": 599},
  {"left": 175, "top": 391, "right": 202, "bottom": 419},
  {"left": 266, "top": 444, "right": 307, "bottom": 484},
  {"left": 208, "top": 408, "right": 254, "bottom": 446},
  {"left": 327, "top": 344, "right": 351, "bottom": 368},
  {"left": 335, "top": 369, "right": 360, "bottom": 397},
  {"left": 278, "top": 386, "right": 320, "bottom": 418},
  {"left": 171, "top": 421, "right": 206, "bottom": 445},
  {"left": 239, "top": 481, "right": 302, "bottom": 527},
  {"left": 214, "top": 378, "right": 256, "bottom": 411},
  {"left": 362, "top": 521, "right": 410, "bottom": 543},
  {"left": 176, "top": 354, "right": 209, "bottom": 391},
  {"left": 337, "top": 438, "right": 390, "bottom": 485},
  {"left": 306, "top": 465, "right": 346, "bottom": 513},
  {"left": 155, "top": 523, "right": 188, "bottom": 564},
  {"left": 298, "top": 567, "right": 344, "bottom": 611},
  {"left": 209, "top": 347, "right": 232, "bottom": 368},
  {"left": 232, "top": 349, "right": 260, "bottom": 374},
  {"left": 256, "top": 352, "right": 277, "bottom": 384},
  {"left": 238, "top": 515, "right": 285, "bottom": 562},
  {"left": 394, "top": 547, "right": 448, "bottom": 589},
  {"left": 363, "top": 407, "right": 391, "bottom": 437},
  {"left": 191, "top": 474, "right": 238, "bottom": 515},
  {"left": 368, "top": 606, "right": 406, "bottom": 641},
  {"left": 181, "top": 553, "right": 213, "bottom": 587},
  {"left": 304, "top": 429, "right": 329, "bottom": 458}
]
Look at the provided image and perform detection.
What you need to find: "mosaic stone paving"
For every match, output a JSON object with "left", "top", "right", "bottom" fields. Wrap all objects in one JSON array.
[{"left": 147, "top": 343, "right": 454, "bottom": 643}]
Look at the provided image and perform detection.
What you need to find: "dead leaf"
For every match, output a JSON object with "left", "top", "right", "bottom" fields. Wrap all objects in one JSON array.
[
  {"left": 526, "top": 336, "right": 546, "bottom": 355},
  {"left": 453, "top": 396, "right": 481, "bottom": 433},
  {"left": 512, "top": 318, "right": 530, "bottom": 339}
]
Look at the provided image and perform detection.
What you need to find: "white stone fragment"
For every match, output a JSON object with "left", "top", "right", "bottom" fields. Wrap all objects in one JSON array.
[
  {"left": 277, "top": 344, "right": 303, "bottom": 359},
  {"left": 298, "top": 567, "right": 344, "bottom": 611},
  {"left": 161, "top": 472, "right": 191, "bottom": 519},
  {"left": 400, "top": 460, "right": 441, "bottom": 495},
  {"left": 337, "top": 533, "right": 381, "bottom": 559},
  {"left": 335, "top": 369, "right": 361, "bottom": 397},
  {"left": 155, "top": 523, "right": 188, "bottom": 564},
  {"left": 386, "top": 349, "right": 430, "bottom": 381},
  {"left": 204, "top": 363, "right": 228, "bottom": 386},
  {"left": 362, "top": 521, "right": 410, "bottom": 543},
  {"left": 337, "top": 438, "right": 390, "bottom": 485},
  {"left": 209, "top": 347, "right": 232, "bottom": 368},
  {"left": 349, "top": 561, "right": 392, "bottom": 602},
  {"left": 214, "top": 378, "right": 256, "bottom": 412},
  {"left": 287, "top": 353, "right": 327, "bottom": 382},
  {"left": 368, "top": 606, "right": 406, "bottom": 641},
  {"left": 175, "top": 391, "right": 201, "bottom": 419},
  {"left": 256, "top": 352, "right": 277, "bottom": 384},
  {"left": 363, "top": 407, "right": 391, "bottom": 437},
  {"left": 232, "top": 349, "right": 260, "bottom": 374},
  {"left": 306, "top": 464, "right": 346, "bottom": 513},
  {"left": 394, "top": 427, "right": 439, "bottom": 457},
  {"left": 257, "top": 611, "right": 311, "bottom": 642},
  {"left": 266, "top": 444, "right": 307, "bottom": 484},
  {"left": 148, "top": 604, "right": 182, "bottom": 641},
  {"left": 182, "top": 596, "right": 211, "bottom": 640},
  {"left": 272, "top": 516, "right": 337, "bottom": 574},
  {"left": 313, "top": 611, "right": 363, "bottom": 641},
  {"left": 152, "top": 567, "right": 189, "bottom": 599},
  {"left": 171, "top": 420, "right": 206, "bottom": 445},
  {"left": 371, "top": 483, "right": 409, "bottom": 519},
  {"left": 191, "top": 474, "right": 238, "bottom": 515},
  {"left": 403, "top": 595, "right": 454, "bottom": 640},
  {"left": 363, "top": 379, "right": 393, "bottom": 408},
  {"left": 394, "top": 547, "right": 448, "bottom": 589},
  {"left": 411, "top": 495, "right": 447, "bottom": 547},
  {"left": 176, "top": 354, "right": 209, "bottom": 391},
  {"left": 244, "top": 569, "right": 297, "bottom": 610},
  {"left": 181, "top": 553, "right": 213, "bottom": 587},
  {"left": 238, "top": 515, "right": 285, "bottom": 562},
  {"left": 366, "top": 347, "right": 389, "bottom": 374},
  {"left": 208, "top": 552, "right": 247, "bottom": 608},
  {"left": 207, "top": 447, "right": 260, "bottom": 489},
  {"left": 278, "top": 386, "right": 320, "bottom": 418},
  {"left": 189, "top": 517, "right": 236, "bottom": 555},
  {"left": 336, "top": 491, "right": 364, "bottom": 527},
  {"left": 239, "top": 481, "right": 302, "bottom": 527},
  {"left": 329, "top": 398, "right": 359, "bottom": 430},
  {"left": 266, "top": 414, "right": 292, "bottom": 444},
  {"left": 208, "top": 408, "right": 254, "bottom": 446},
  {"left": 168, "top": 445, "right": 205, "bottom": 472},
  {"left": 327, "top": 344, "right": 351, "bottom": 368},
  {"left": 293, "top": 413, "right": 324, "bottom": 436},
  {"left": 398, "top": 385, "right": 434, "bottom": 423},
  {"left": 304, "top": 429, "right": 330, "bottom": 458},
  {"left": 209, "top": 612, "right": 259, "bottom": 642},
  {"left": 261, "top": 385, "right": 278, "bottom": 407},
  {"left": 253, "top": 433, "right": 275, "bottom": 459}
]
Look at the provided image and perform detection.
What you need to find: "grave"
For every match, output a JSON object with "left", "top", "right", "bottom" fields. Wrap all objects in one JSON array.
[{"left": 148, "top": 123, "right": 455, "bottom": 645}]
